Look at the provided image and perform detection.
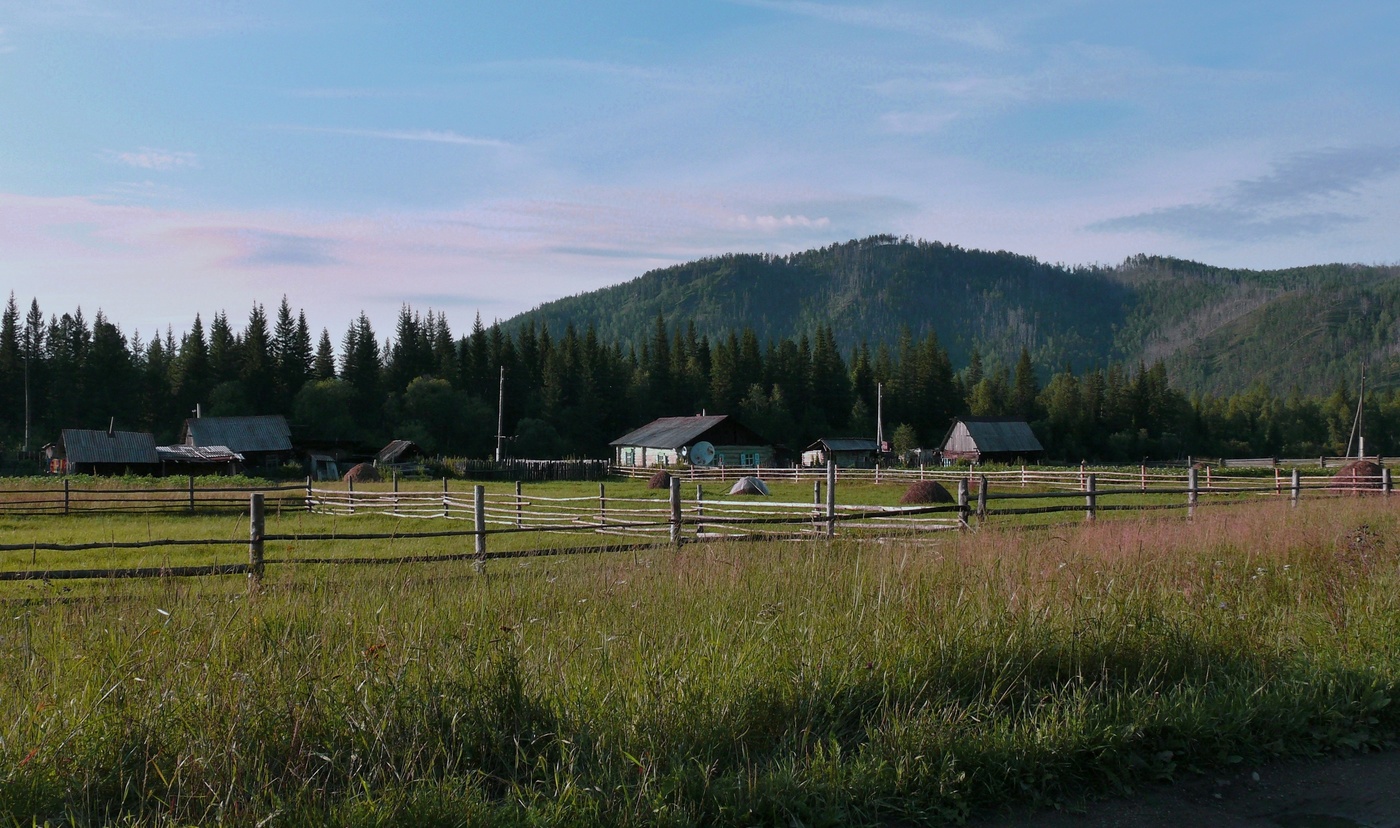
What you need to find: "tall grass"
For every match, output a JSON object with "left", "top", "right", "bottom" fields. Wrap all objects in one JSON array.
[{"left": 1, "top": 499, "right": 1397, "bottom": 826}]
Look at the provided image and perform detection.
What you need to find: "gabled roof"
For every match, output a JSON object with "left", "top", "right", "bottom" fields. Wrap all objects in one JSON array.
[
  {"left": 183, "top": 415, "right": 292, "bottom": 453},
  {"left": 61, "top": 429, "right": 159, "bottom": 465},
  {"left": 377, "top": 439, "right": 422, "bottom": 464},
  {"left": 941, "top": 417, "right": 1043, "bottom": 454},
  {"left": 807, "top": 438, "right": 879, "bottom": 452},
  {"left": 610, "top": 414, "right": 769, "bottom": 449}
]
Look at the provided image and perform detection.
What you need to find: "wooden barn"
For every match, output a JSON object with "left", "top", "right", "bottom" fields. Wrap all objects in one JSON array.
[
  {"left": 610, "top": 415, "right": 773, "bottom": 468},
  {"left": 802, "top": 438, "right": 880, "bottom": 468},
  {"left": 181, "top": 414, "right": 294, "bottom": 470},
  {"left": 939, "top": 417, "right": 1044, "bottom": 464},
  {"left": 58, "top": 428, "right": 160, "bottom": 476}
]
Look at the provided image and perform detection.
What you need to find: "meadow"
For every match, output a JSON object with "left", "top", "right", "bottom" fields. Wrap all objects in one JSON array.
[{"left": 1, "top": 492, "right": 1398, "bottom": 826}]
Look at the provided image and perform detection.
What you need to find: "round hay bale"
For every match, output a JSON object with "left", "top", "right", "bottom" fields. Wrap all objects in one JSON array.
[
  {"left": 342, "top": 462, "right": 381, "bottom": 484},
  {"left": 900, "top": 480, "right": 954, "bottom": 504},
  {"left": 1331, "top": 459, "right": 1383, "bottom": 492},
  {"left": 647, "top": 470, "right": 673, "bottom": 490}
]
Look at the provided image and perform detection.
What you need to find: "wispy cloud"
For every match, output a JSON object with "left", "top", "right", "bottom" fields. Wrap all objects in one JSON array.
[
  {"left": 1091, "top": 145, "right": 1400, "bottom": 241},
  {"left": 7, "top": 1, "right": 265, "bottom": 38},
  {"left": 735, "top": 213, "right": 831, "bottom": 231},
  {"left": 1228, "top": 146, "right": 1400, "bottom": 206},
  {"left": 276, "top": 126, "right": 512, "bottom": 149},
  {"left": 734, "top": 0, "right": 1006, "bottom": 50},
  {"left": 104, "top": 147, "right": 200, "bottom": 170}
]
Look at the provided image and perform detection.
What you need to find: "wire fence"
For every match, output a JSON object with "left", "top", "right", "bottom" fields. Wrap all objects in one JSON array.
[{"left": 1, "top": 466, "right": 1393, "bottom": 584}]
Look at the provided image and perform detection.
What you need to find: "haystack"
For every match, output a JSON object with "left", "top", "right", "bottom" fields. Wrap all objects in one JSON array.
[
  {"left": 342, "top": 462, "right": 381, "bottom": 484},
  {"left": 899, "top": 480, "right": 954, "bottom": 504},
  {"left": 647, "top": 470, "right": 673, "bottom": 490},
  {"left": 1331, "top": 459, "right": 1383, "bottom": 492},
  {"left": 728, "top": 476, "right": 770, "bottom": 496}
]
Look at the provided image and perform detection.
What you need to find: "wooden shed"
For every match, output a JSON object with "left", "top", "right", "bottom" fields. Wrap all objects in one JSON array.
[
  {"left": 610, "top": 415, "right": 773, "bottom": 468},
  {"left": 939, "top": 417, "right": 1044, "bottom": 464},
  {"left": 802, "top": 438, "right": 880, "bottom": 468},
  {"left": 58, "top": 428, "right": 160, "bottom": 476},
  {"left": 181, "top": 415, "right": 293, "bottom": 470}
]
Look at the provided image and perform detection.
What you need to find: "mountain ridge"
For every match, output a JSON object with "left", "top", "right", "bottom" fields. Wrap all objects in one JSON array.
[{"left": 506, "top": 236, "right": 1400, "bottom": 395}]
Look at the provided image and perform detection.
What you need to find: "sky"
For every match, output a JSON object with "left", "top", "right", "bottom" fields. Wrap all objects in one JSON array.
[{"left": 1, "top": 0, "right": 1397, "bottom": 343}]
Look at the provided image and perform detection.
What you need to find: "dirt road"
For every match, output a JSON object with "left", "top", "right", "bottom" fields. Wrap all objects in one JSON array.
[{"left": 975, "top": 750, "right": 1400, "bottom": 828}]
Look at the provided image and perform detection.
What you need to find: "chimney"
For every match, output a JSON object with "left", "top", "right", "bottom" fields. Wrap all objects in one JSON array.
[{"left": 107, "top": 417, "right": 115, "bottom": 438}]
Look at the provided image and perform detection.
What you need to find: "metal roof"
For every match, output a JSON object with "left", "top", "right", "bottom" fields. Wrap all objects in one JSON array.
[
  {"left": 156, "top": 444, "right": 244, "bottom": 463},
  {"left": 377, "top": 439, "right": 421, "bottom": 464},
  {"left": 610, "top": 415, "right": 731, "bottom": 448},
  {"left": 61, "top": 429, "right": 159, "bottom": 465},
  {"left": 183, "top": 415, "right": 292, "bottom": 453},
  {"left": 807, "top": 438, "right": 879, "bottom": 452},
  {"left": 942, "top": 417, "right": 1044, "bottom": 454}
]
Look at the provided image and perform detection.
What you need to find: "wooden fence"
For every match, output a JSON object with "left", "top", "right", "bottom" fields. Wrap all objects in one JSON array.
[
  {"left": 0, "top": 479, "right": 306, "bottom": 515},
  {"left": 1, "top": 464, "right": 1393, "bottom": 585}
]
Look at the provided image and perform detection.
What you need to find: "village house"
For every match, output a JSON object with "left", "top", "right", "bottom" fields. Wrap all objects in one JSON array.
[
  {"left": 801, "top": 438, "right": 880, "bottom": 468},
  {"left": 56, "top": 428, "right": 160, "bottom": 476},
  {"left": 610, "top": 414, "right": 773, "bottom": 468},
  {"left": 181, "top": 414, "right": 294, "bottom": 471},
  {"left": 938, "top": 416, "right": 1044, "bottom": 464}
]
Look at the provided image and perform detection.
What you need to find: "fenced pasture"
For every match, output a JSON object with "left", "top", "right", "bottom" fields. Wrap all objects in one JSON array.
[
  {"left": 0, "top": 465, "right": 1391, "bottom": 586},
  {"left": 3, "top": 497, "right": 1399, "bottom": 826}
]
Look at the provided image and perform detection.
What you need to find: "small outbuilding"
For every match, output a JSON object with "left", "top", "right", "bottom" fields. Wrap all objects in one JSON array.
[
  {"left": 938, "top": 417, "right": 1044, "bottom": 464},
  {"left": 376, "top": 439, "right": 425, "bottom": 469},
  {"left": 610, "top": 414, "right": 773, "bottom": 468},
  {"left": 181, "top": 414, "right": 293, "bottom": 471},
  {"left": 58, "top": 428, "right": 160, "bottom": 476},
  {"left": 802, "top": 438, "right": 880, "bottom": 468}
]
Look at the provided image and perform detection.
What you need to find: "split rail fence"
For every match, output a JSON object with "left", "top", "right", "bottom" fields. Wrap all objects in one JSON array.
[{"left": 0, "top": 465, "right": 1393, "bottom": 585}]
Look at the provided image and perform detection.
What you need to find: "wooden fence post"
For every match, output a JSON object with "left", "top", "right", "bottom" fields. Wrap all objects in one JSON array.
[
  {"left": 957, "top": 478, "right": 969, "bottom": 528},
  {"left": 515, "top": 480, "right": 523, "bottom": 527},
  {"left": 976, "top": 474, "right": 988, "bottom": 523},
  {"left": 443, "top": 477, "right": 449, "bottom": 518},
  {"left": 249, "top": 492, "right": 265, "bottom": 586},
  {"left": 669, "top": 476, "right": 682, "bottom": 546},
  {"left": 599, "top": 482, "right": 606, "bottom": 527},
  {"left": 825, "top": 459, "right": 837, "bottom": 539},
  {"left": 1188, "top": 467, "right": 1199, "bottom": 520},
  {"left": 64, "top": 479, "right": 69, "bottom": 515},
  {"left": 813, "top": 479, "right": 821, "bottom": 507},
  {"left": 695, "top": 483, "right": 704, "bottom": 536},
  {"left": 1384, "top": 467, "right": 1392, "bottom": 497},
  {"left": 473, "top": 485, "right": 486, "bottom": 564},
  {"left": 392, "top": 472, "right": 399, "bottom": 515},
  {"left": 347, "top": 478, "right": 355, "bottom": 515},
  {"left": 1140, "top": 465, "right": 1147, "bottom": 493},
  {"left": 1291, "top": 468, "right": 1301, "bottom": 507},
  {"left": 1085, "top": 474, "right": 1097, "bottom": 522},
  {"left": 188, "top": 474, "right": 196, "bottom": 513}
]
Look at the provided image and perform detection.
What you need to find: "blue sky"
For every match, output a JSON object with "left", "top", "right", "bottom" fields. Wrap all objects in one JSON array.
[{"left": 1, "top": 0, "right": 1397, "bottom": 340}]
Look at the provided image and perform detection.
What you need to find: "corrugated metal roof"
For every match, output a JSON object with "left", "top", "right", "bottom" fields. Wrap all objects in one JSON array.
[
  {"left": 809, "top": 438, "right": 879, "bottom": 452},
  {"left": 377, "top": 439, "right": 420, "bottom": 464},
  {"left": 610, "top": 415, "right": 731, "bottom": 448},
  {"left": 943, "top": 417, "right": 1043, "bottom": 454},
  {"left": 156, "top": 444, "right": 244, "bottom": 463},
  {"left": 184, "top": 415, "right": 292, "bottom": 453},
  {"left": 61, "top": 429, "right": 159, "bottom": 465}
]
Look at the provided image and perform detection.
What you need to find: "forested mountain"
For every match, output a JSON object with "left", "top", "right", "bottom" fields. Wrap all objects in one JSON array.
[
  {"left": 514, "top": 236, "right": 1400, "bottom": 396},
  {"left": 3, "top": 235, "right": 1399, "bottom": 467}
]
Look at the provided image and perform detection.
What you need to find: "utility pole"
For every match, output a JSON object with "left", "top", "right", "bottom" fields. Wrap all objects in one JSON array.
[
  {"left": 875, "top": 382, "right": 884, "bottom": 451},
  {"left": 494, "top": 365, "right": 506, "bottom": 462}
]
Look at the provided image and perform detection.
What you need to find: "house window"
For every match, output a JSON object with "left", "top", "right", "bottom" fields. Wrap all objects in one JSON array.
[{"left": 740, "top": 452, "right": 758, "bottom": 466}]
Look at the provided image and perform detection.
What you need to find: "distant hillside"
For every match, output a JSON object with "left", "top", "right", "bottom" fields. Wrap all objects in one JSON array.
[{"left": 508, "top": 236, "right": 1400, "bottom": 395}]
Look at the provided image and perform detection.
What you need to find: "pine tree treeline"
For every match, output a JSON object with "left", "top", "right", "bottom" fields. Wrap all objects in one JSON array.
[{"left": 0, "top": 293, "right": 1390, "bottom": 463}]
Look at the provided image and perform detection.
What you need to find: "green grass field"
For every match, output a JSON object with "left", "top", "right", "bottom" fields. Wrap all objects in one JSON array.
[{"left": 1, "top": 495, "right": 1398, "bottom": 826}]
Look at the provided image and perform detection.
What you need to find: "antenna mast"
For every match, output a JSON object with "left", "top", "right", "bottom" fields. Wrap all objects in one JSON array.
[
  {"left": 494, "top": 365, "right": 507, "bottom": 462},
  {"left": 876, "top": 382, "right": 884, "bottom": 450}
]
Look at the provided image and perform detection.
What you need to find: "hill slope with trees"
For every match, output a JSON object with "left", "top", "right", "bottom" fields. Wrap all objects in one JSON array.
[{"left": 514, "top": 236, "right": 1400, "bottom": 396}]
